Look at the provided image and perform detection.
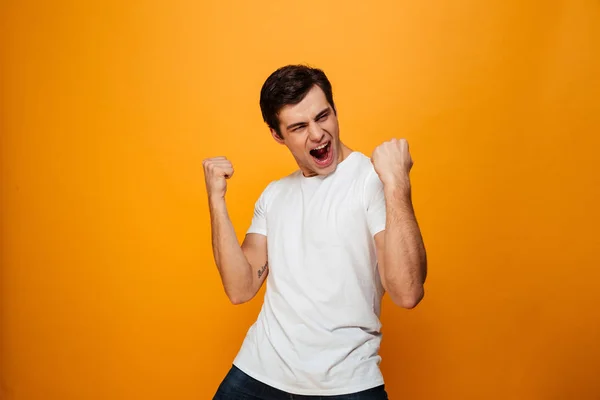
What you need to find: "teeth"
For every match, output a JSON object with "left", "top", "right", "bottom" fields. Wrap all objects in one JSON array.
[{"left": 313, "top": 142, "right": 328, "bottom": 150}]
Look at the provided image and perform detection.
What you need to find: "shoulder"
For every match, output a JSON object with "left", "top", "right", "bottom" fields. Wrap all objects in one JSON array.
[
  {"left": 255, "top": 171, "right": 298, "bottom": 208},
  {"left": 346, "top": 151, "right": 381, "bottom": 187},
  {"left": 347, "top": 152, "right": 385, "bottom": 207},
  {"left": 264, "top": 170, "right": 300, "bottom": 193},
  {"left": 347, "top": 150, "right": 371, "bottom": 166}
]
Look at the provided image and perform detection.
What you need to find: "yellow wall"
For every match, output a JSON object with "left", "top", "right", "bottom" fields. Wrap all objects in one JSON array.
[{"left": 2, "top": 0, "right": 599, "bottom": 399}]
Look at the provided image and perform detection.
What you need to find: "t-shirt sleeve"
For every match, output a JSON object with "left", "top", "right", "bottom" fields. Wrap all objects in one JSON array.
[
  {"left": 365, "top": 168, "right": 387, "bottom": 237},
  {"left": 246, "top": 181, "right": 276, "bottom": 237}
]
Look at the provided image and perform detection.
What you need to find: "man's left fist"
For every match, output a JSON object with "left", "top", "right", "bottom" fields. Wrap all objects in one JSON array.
[{"left": 371, "top": 138, "right": 413, "bottom": 188}]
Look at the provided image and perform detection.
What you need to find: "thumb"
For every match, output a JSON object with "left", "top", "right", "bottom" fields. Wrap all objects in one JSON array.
[{"left": 223, "top": 167, "right": 234, "bottom": 179}]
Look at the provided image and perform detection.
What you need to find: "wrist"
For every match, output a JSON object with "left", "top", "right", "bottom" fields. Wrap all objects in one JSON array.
[
  {"left": 208, "top": 193, "right": 226, "bottom": 207},
  {"left": 382, "top": 176, "right": 411, "bottom": 196}
]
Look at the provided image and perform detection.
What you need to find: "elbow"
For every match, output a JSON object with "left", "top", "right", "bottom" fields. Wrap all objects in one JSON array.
[
  {"left": 227, "top": 293, "right": 251, "bottom": 305},
  {"left": 228, "top": 296, "right": 248, "bottom": 305},
  {"left": 225, "top": 289, "right": 254, "bottom": 305},
  {"left": 389, "top": 286, "right": 424, "bottom": 309},
  {"left": 400, "top": 293, "right": 423, "bottom": 309}
]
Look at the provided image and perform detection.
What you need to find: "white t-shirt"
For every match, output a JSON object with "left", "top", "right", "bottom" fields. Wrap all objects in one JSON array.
[{"left": 232, "top": 151, "right": 388, "bottom": 396}]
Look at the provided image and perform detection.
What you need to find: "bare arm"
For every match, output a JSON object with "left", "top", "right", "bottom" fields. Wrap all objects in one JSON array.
[
  {"left": 371, "top": 138, "right": 427, "bottom": 309},
  {"left": 203, "top": 156, "right": 268, "bottom": 305},
  {"left": 375, "top": 183, "right": 427, "bottom": 309},
  {"left": 209, "top": 198, "right": 268, "bottom": 304},
  {"left": 209, "top": 196, "right": 268, "bottom": 304}
]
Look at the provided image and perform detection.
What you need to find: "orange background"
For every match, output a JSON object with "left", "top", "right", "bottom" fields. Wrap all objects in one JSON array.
[{"left": 1, "top": 0, "right": 599, "bottom": 399}]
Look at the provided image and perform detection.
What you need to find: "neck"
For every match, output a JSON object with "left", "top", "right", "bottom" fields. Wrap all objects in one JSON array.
[{"left": 339, "top": 142, "right": 353, "bottom": 162}]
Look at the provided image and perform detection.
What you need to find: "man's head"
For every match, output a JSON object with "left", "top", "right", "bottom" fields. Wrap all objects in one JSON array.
[{"left": 259, "top": 65, "right": 348, "bottom": 177}]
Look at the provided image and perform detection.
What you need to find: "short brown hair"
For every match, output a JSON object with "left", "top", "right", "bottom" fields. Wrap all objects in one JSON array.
[{"left": 259, "top": 65, "right": 336, "bottom": 138}]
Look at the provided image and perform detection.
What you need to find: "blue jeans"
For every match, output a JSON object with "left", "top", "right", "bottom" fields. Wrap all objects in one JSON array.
[{"left": 213, "top": 365, "right": 389, "bottom": 399}]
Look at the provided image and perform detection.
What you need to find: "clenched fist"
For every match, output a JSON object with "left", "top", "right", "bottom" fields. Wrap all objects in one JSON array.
[
  {"left": 371, "top": 138, "right": 413, "bottom": 189},
  {"left": 203, "top": 156, "right": 234, "bottom": 199}
]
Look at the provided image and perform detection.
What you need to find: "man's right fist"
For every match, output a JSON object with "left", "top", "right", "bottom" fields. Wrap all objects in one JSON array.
[{"left": 202, "top": 156, "right": 234, "bottom": 199}]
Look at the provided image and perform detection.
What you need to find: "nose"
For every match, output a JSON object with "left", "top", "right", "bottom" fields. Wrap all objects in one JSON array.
[{"left": 308, "top": 122, "right": 325, "bottom": 142}]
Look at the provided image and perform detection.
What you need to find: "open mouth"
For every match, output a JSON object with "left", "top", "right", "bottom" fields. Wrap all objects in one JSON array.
[{"left": 309, "top": 141, "right": 334, "bottom": 167}]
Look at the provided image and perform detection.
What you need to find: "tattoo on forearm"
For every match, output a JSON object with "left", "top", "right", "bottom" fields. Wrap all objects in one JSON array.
[{"left": 257, "top": 261, "right": 268, "bottom": 278}]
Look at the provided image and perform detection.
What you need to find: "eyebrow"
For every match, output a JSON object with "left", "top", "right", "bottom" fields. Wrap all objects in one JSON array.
[
  {"left": 285, "top": 107, "right": 331, "bottom": 131},
  {"left": 314, "top": 108, "right": 330, "bottom": 120},
  {"left": 286, "top": 121, "right": 306, "bottom": 131}
]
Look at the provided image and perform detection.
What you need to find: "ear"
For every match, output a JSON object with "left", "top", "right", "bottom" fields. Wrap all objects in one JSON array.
[{"left": 270, "top": 128, "right": 285, "bottom": 145}]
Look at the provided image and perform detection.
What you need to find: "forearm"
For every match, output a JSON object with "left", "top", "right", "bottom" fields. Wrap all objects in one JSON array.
[
  {"left": 208, "top": 196, "right": 253, "bottom": 302},
  {"left": 382, "top": 182, "right": 427, "bottom": 308}
]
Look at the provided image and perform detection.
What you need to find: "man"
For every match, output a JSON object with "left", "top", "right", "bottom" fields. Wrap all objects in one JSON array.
[{"left": 203, "top": 65, "right": 427, "bottom": 399}]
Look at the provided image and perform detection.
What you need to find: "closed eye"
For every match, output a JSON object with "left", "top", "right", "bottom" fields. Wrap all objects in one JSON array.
[
  {"left": 315, "top": 110, "right": 330, "bottom": 122},
  {"left": 286, "top": 122, "right": 307, "bottom": 132},
  {"left": 291, "top": 124, "right": 307, "bottom": 132}
]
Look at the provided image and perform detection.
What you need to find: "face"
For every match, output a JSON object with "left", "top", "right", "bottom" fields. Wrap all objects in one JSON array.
[{"left": 271, "top": 85, "right": 348, "bottom": 177}]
